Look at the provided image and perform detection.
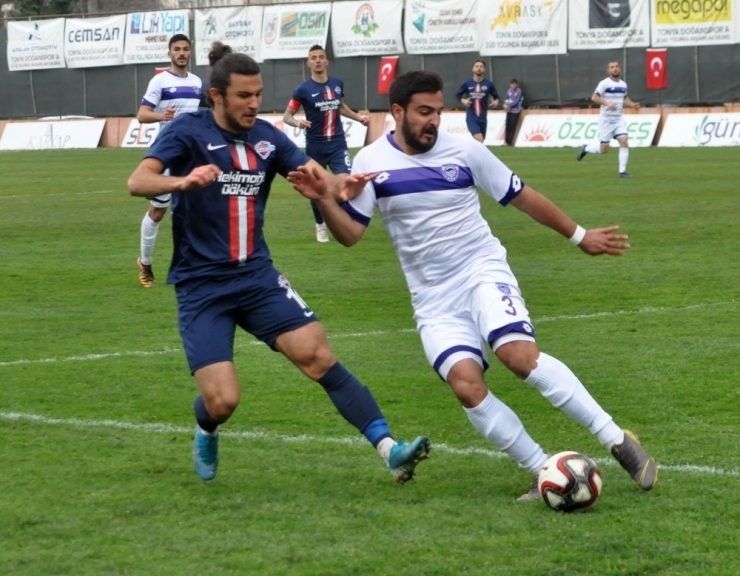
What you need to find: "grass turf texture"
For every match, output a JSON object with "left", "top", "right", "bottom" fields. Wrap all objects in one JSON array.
[{"left": 1, "top": 147, "right": 739, "bottom": 575}]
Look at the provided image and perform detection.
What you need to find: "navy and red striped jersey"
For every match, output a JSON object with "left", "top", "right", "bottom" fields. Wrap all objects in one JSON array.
[
  {"left": 144, "top": 110, "right": 310, "bottom": 285},
  {"left": 287, "top": 77, "right": 346, "bottom": 144}
]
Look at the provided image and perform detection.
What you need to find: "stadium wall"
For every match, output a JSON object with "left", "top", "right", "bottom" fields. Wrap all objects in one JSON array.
[{"left": 1, "top": 26, "right": 740, "bottom": 120}]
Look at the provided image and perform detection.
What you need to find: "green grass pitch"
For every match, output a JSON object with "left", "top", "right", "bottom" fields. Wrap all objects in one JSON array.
[{"left": 1, "top": 146, "right": 739, "bottom": 575}]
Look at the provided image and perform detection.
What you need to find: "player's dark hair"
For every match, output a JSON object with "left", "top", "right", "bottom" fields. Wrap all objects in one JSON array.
[
  {"left": 474, "top": 59, "right": 486, "bottom": 68},
  {"left": 510, "top": 78, "right": 518, "bottom": 84},
  {"left": 168, "top": 34, "right": 191, "bottom": 49},
  {"left": 208, "top": 41, "right": 233, "bottom": 68},
  {"left": 308, "top": 44, "right": 325, "bottom": 53},
  {"left": 210, "top": 52, "right": 261, "bottom": 97},
  {"left": 388, "top": 70, "right": 444, "bottom": 110}
]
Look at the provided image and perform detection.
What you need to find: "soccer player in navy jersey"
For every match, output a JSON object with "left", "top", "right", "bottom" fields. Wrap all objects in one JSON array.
[
  {"left": 135, "top": 34, "right": 203, "bottom": 288},
  {"left": 289, "top": 70, "right": 658, "bottom": 501},
  {"left": 283, "top": 45, "right": 369, "bottom": 243},
  {"left": 127, "top": 46, "right": 430, "bottom": 484},
  {"left": 456, "top": 59, "right": 499, "bottom": 143}
]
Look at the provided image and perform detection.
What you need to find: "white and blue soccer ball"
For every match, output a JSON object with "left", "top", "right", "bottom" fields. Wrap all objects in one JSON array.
[
  {"left": 538, "top": 451, "right": 602, "bottom": 512},
  {"left": 504, "top": 98, "right": 514, "bottom": 107}
]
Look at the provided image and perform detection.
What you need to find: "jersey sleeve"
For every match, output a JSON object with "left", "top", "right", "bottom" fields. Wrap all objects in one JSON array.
[
  {"left": 456, "top": 81, "right": 468, "bottom": 99},
  {"left": 342, "top": 150, "right": 375, "bottom": 227},
  {"left": 489, "top": 81, "right": 500, "bottom": 100},
  {"left": 141, "top": 75, "right": 162, "bottom": 108},
  {"left": 466, "top": 140, "right": 524, "bottom": 206},
  {"left": 594, "top": 79, "right": 608, "bottom": 96},
  {"left": 144, "top": 115, "right": 190, "bottom": 166}
]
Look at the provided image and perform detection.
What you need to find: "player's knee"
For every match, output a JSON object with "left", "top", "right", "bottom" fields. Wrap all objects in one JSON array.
[
  {"left": 496, "top": 342, "right": 539, "bottom": 379},
  {"left": 296, "top": 343, "right": 337, "bottom": 380},
  {"left": 204, "top": 392, "right": 239, "bottom": 421},
  {"left": 149, "top": 207, "right": 167, "bottom": 222}
]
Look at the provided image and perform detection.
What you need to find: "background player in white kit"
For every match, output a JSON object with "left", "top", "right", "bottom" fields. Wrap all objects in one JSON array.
[
  {"left": 577, "top": 61, "right": 640, "bottom": 178},
  {"left": 135, "top": 34, "right": 202, "bottom": 287},
  {"left": 289, "top": 70, "right": 658, "bottom": 501}
]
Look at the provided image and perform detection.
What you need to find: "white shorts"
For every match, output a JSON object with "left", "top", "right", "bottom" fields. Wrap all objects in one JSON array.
[
  {"left": 598, "top": 117, "right": 628, "bottom": 143},
  {"left": 415, "top": 269, "right": 536, "bottom": 381},
  {"left": 148, "top": 193, "right": 171, "bottom": 208}
]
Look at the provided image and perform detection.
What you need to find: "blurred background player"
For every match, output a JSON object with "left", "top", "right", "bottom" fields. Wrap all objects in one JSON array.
[
  {"left": 456, "top": 60, "right": 499, "bottom": 143},
  {"left": 502, "top": 78, "right": 523, "bottom": 147},
  {"left": 577, "top": 61, "right": 640, "bottom": 178},
  {"left": 283, "top": 45, "right": 369, "bottom": 243},
  {"left": 135, "top": 34, "right": 202, "bottom": 287}
]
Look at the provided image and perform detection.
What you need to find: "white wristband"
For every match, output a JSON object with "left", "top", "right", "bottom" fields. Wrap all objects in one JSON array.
[{"left": 569, "top": 225, "right": 586, "bottom": 246}]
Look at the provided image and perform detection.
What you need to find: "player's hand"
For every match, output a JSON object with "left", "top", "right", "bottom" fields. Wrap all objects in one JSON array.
[
  {"left": 491, "top": 99, "right": 500, "bottom": 108},
  {"left": 358, "top": 115, "right": 370, "bottom": 126},
  {"left": 163, "top": 106, "right": 176, "bottom": 121},
  {"left": 339, "top": 172, "right": 379, "bottom": 202},
  {"left": 287, "top": 165, "right": 328, "bottom": 200},
  {"left": 607, "top": 102, "right": 617, "bottom": 111},
  {"left": 462, "top": 98, "right": 471, "bottom": 107},
  {"left": 578, "top": 225, "right": 630, "bottom": 256},
  {"left": 298, "top": 119, "right": 312, "bottom": 129},
  {"left": 633, "top": 102, "right": 641, "bottom": 110},
  {"left": 178, "top": 164, "right": 222, "bottom": 191}
]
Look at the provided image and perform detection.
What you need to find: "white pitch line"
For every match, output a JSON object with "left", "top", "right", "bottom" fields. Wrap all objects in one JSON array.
[
  {"left": 0, "top": 300, "right": 734, "bottom": 368},
  {"left": 1, "top": 411, "right": 736, "bottom": 478},
  {"left": 0, "top": 190, "right": 117, "bottom": 200}
]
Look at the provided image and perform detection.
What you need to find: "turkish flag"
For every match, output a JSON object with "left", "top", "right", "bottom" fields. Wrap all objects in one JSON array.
[
  {"left": 378, "top": 56, "right": 399, "bottom": 95},
  {"left": 155, "top": 67, "right": 169, "bottom": 75},
  {"left": 646, "top": 49, "right": 667, "bottom": 90}
]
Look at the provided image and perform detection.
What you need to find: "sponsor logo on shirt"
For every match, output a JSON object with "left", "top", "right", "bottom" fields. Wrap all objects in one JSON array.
[{"left": 217, "top": 170, "right": 266, "bottom": 196}]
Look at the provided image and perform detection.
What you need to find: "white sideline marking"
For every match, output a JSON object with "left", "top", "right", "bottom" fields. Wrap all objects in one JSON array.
[
  {"left": 0, "top": 190, "right": 117, "bottom": 200},
  {"left": 0, "top": 300, "right": 734, "bottom": 368},
  {"left": 1, "top": 411, "right": 737, "bottom": 479}
]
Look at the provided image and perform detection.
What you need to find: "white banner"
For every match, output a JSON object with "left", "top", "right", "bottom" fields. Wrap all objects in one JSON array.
[
  {"left": 515, "top": 113, "right": 660, "bottom": 147},
  {"left": 382, "top": 111, "right": 506, "bottom": 145},
  {"left": 650, "top": 0, "right": 735, "bottom": 46},
  {"left": 0, "top": 119, "right": 105, "bottom": 150},
  {"left": 260, "top": 3, "right": 331, "bottom": 60},
  {"left": 260, "top": 114, "right": 368, "bottom": 148},
  {"left": 64, "top": 15, "right": 126, "bottom": 68},
  {"left": 194, "top": 7, "right": 264, "bottom": 66},
  {"left": 7, "top": 19, "right": 66, "bottom": 71},
  {"left": 479, "top": 0, "right": 567, "bottom": 55},
  {"left": 124, "top": 10, "right": 189, "bottom": 64},
  {"left": 404, "top": 0, "right": 481, "bottom": 54},
  {"left": 658, "top": 113, "right": 740, "bottom": 146},
  {"left": 120, "top": 120, "right": 162, "bottom": 148},
  {"left": 568, "top": 0, "right": 650, "bottom": 49},
  {"left": 331, "top": 0, "right": 405, "bottom": 57}
]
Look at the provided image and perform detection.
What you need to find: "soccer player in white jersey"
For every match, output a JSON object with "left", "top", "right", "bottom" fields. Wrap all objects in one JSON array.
[
  {"left": 577, "top": 61, "right": 640, "bottom": 178},
  {"left": 135, "top": 34, "right": 203, "bottom": 287},
  {"left": 288, "top": 70, "right": 658, "bottom": 501}
]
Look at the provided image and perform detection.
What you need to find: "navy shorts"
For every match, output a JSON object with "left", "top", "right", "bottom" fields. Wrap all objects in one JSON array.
[
  {"left": 175, "top": 265, "right": 318, "bottom": 373},
  {"left": 466, "top": 116, "right": 487, "bottom": 138},
  {"left": 306, "top": 140, "right": 351, "bottom": 174}
]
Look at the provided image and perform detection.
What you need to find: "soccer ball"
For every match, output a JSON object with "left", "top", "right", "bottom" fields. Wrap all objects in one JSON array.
[
  {"left": 504, "top": 98, "right": 514, "bottom": 107},
  {"left": 538, "top": 451, "right": 602, "bottom": 512}
]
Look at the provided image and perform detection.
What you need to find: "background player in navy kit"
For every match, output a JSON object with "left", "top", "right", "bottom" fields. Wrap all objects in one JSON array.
[
  {"left": 127, "top": 46, "right": 429, "bottom": 484},
  {"left": 456, "top": 60, "right": 500, "bottom": 143},
  {"left": 135, "top": 34, "right": 202, "bottom": 288},
  {"left": 283, "top": 45, "right": 369, "bottom": 243}
]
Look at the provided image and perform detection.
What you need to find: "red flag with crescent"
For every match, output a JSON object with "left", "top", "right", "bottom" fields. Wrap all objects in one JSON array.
[
  {"left": 646, "top": 49, "right": 667, "bottom": 90},
  {"left": 378, "top": 56, "right": 399, "bottom": 95}
]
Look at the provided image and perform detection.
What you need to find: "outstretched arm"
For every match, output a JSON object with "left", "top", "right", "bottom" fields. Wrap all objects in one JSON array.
[
  {"left": 283, "top": 104, "right": 311, "bottom": 130},
  {"left": 339, "top": 100, "right": 370, "bottom": 125},
  {"left": 137, "top": 104, "right": 174, "bottom": 123},
  {"left": 624, "top": 96, "right": 641, "bottom": 109},
  {"left": 128, "top": 158, "right": 222, "bottom": 197},
  {"left": 510, "top": 186, "right": 630, "bottom": 256}
]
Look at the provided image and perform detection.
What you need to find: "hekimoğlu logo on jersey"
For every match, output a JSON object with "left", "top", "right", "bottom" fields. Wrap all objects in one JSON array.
[
  {"left": 218, "top": 171, "right": 266, "bottom": 196},
  {"left": 280, "top": 12, "right": 327, "bottom": 37},
  {"left": 655, "top": 0, "right": 731, "bottom": 24},
  {"left": 129, "top": 12, "right": 186, "bottom": 35}
]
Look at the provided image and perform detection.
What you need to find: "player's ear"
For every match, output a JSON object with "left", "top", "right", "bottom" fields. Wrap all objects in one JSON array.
[{"left": 390, "top": 103, "right": 404, "bottom": 122}]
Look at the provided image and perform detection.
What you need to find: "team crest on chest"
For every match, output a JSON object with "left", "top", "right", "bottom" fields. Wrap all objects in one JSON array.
[
  {"left": 496, "top": 283, "right": 511, "bottom": 295},
  {"left": 442, "top": 165, "right": 459, "bottom": 182},
  {"left": 334, "top": 86, "right": 342, "bottom": 96},
  {"left": 254, "top": 141, "right": 276, "bottom": 159}
]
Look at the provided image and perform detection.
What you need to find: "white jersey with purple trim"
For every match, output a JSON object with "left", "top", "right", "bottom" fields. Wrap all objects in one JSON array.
[
  {"left": 141, "top": 70, "right": 202, "bottom": 124},
  {"left": 594, "top": 77, "right": 627, "bottom": 119},
  {"left": 347, "top": 132, "right": 524, "bottom": 306}
]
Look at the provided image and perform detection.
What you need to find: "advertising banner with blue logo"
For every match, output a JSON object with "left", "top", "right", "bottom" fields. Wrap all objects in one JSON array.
[
  {"left": 568, "top": 0, "right": 650, "bottom": 49},
  {"left": 194, "top": 7, "right": 264, "bottom": 66},
  {"left": 7, "top": 19, "right": 66, "bottom": 71},
  {"left": 650, "top": 0, "right": 737, "bottom": 46},
  {"left": 658, "top": 112, "right": 740, "bottom": 146},
  {"left": 260, "top": 2, "right": 331, "bottom": 60},
  {"left": 479, "top": 0, "right": 567, "bottom": 55},
  {"left": 64, "top": 15, "right": 126, "bottom": 68},
  {"left": 124, "top": 10, "right": 189, "bottom": 64},
  {"left": 404, "top": 0, "right": 482, "bottom": 54},
  {"left": 331, "top": 0, "right": 405, "bottom": 57}
]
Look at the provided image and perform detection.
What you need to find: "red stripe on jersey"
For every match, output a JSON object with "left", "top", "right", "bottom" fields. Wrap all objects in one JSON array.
[
  {"left": 474, "top": 84, "right": 482, "bottom": 116},
  {"left": 244, "top": 146, "right": 259, "bottom": 256},
  {"left": 324, "top": 86, "right": 335, "bottom": 138},
  {"left": 229, "top": 196, "right": 241, "bottom": 262}
]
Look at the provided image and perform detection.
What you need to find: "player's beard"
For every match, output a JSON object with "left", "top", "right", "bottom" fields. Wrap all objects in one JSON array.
[
  {"left": 171, "top": 55, "right": 189, "bottom": 71},
  {"left": 401, "top": 117, "right": 438, "bottom": 153},
  {"left": 221, "top": 96, "right": 256, "bottom": 132}
]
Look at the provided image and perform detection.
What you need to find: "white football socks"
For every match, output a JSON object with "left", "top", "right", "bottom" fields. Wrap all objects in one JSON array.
[
  {"left": 619, "top": 148, "right": 629, "bottom": 173},
  {"left": 525, "top": 353, "right": 624, "bottom": 449},
  {"left": 465, "top": 391, "right": 549, "bottom": 475},
  {"left": 376, "top": 437, "right": 395, "bottom": 464},
  {"left": 585, "top": 143, "right": 602, "bottom": 154},
  {"left": 140, "top": 213, "right": 160, "bottom": 266}
]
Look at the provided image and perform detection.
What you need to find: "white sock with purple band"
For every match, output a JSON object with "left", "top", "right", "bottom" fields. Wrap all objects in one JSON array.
[{"left": 525, "top": 353, "right": 624, "bottom": 449}]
